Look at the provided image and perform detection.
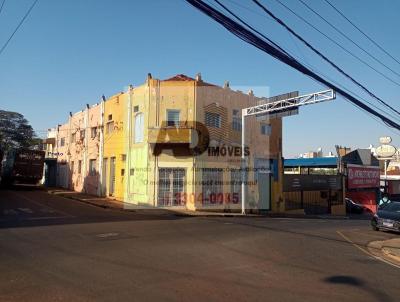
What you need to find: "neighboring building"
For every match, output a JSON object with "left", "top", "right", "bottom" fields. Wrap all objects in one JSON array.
[
  {"left": 54, "top": 103, "right": 102, "bottom": 196},
  {"left": 283, "top": 157, "right": 344, "bottom": 215},
  {"left": 103, "top": 92, "right": 126, "bottom": 200},
  {"left": 124, "top": 73, "right": 285, "bottom": 212},
  {"left": 42, "top": 128, "right": 57, "bottom": 186}
]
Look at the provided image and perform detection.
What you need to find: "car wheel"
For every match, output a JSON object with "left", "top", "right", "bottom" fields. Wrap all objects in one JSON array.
[{"left": 371, "top": 220, "right": 379, "bottom": 231}]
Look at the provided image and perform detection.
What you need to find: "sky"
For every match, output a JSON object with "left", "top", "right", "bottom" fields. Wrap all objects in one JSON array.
[{"left": 1, "top": 0, "right": 400, "bottom": 157}]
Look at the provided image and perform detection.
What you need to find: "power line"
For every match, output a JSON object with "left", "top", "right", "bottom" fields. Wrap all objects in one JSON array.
[
  {"left": 0, "top": 0, "right": 39, "bottom": 57},
  {"left": 209, "top": 0, "right": 292, "bottom": 57},
  {"left": 250, "top": 0, "right": 400, "bottom": 117},
  {"left": 271, "top": 0, "right": 400, "bottom": 88},
  {"left": 184, "top": 0, "right": 400, "bottom": 131},
  {"left": 0, "top": 0, "right": 5, "bottom": 16},
  {"left": 296, "top": 0, "right": 400, "bottom": 79},
  {"left": 323, "top": 0, "right": 400, "bottom": 68}
]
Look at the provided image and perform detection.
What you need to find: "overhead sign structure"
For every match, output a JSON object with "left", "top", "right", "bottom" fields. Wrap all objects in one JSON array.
[{"left": 240, "top": 89, "right": 336, "bottom": 214}]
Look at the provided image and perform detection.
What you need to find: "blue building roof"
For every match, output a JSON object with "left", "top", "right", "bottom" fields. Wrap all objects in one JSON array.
[{"left": 284, "top": 157, "right": 338, "bottom": 168}]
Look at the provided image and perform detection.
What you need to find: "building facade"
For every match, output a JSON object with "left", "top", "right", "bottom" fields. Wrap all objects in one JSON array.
[
  {"left": 49, "top": 73, "right": 288, "bottom": 212},
  {"left": 102, "top": 92, "right": 126, "bottom": 200},
  {"left": 123, "top": 74, "right": 284, "bottom": 212},
  {"left": 54, "top": 103, "right": 102, "bottom": 196}
]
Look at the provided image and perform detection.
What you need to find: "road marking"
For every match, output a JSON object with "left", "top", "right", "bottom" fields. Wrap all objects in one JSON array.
[
  {"left": 18, "top": 208, "right": 33, "bottom": 214},
  {"left": 25, "top": 216, "right": 71, "bottom": 221},
  {"left": 337, "top": 230, "right": 400, "bottom": 270},
  {"left": 96, "top": 232, "right": 119, "bottom": 238},
  {"left": 3, "top": 209, "right": 18, "bottom": 215},
  {"left": 12, "top": 191, "right": 74, "bottom": 218}
]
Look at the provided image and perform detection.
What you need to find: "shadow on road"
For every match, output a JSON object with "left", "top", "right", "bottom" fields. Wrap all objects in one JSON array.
[{"left": 324, "top": 275, "right": 393, "bottom": 302}]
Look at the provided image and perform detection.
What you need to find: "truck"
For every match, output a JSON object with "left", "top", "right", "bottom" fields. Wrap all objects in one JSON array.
[{"left": 1, "top": 149, "right": 45, "bottom": 185}]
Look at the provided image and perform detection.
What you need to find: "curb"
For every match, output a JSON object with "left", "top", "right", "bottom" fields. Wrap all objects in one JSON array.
[
  {"left": 382, "top": 247, "right": 400, "bottom": 263},
  {"left": 368, "top": 239, "right": 400, "bottom": 265},
  {"left": 45, "top": 189, "right": 350, "bottom": 219}
]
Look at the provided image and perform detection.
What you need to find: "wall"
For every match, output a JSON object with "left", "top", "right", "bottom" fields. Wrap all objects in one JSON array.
[{"left": 103, "top": 93, "right": 126, "bottom": 200}]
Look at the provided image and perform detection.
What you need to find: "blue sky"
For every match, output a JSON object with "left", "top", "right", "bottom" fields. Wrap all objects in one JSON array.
[{"left": 1, "top": 0, "right": 400, "bottom": 157}]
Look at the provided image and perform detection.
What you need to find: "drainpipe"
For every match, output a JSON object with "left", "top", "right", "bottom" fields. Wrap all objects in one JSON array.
[
  {"left": 68, "top": 112, "right": 72, "bottom": 189},
  {"left": 98, "top": 98, "right": 105, "bottom": 196},
  {"left": 84, "top": 104, "right": 89, "bottom": 193},
  {"left": 126, "top": 85, "right": 133, "bottom": 202}
]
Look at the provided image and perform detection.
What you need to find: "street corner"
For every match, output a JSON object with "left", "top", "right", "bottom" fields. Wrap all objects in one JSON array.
[{"left": 368, "top": 237, "right": 400, "bottom": 265}]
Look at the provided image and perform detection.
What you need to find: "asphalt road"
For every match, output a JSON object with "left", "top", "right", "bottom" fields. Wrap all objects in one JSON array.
[{"left": 1, "top": 188, "right": 399, "bottom": 302}]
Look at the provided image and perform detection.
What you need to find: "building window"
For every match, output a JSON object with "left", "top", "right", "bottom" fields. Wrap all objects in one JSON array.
[
  {"left": 261, "top": 124, "right": 271, "bottom": 135},
  {"left": 158, "top": 168, "right": 186, "bottom": 206},
  {"left": 106, "top": 121, "right": 114, "bottom": 134},
  {"left": 205, "top": 112, "right": 221, "bottom": 128},
  {"left": 78, "top": 160, "right": 82, "bottom": 174},
  {"left": 80, "top": 129, "right": 85, "bottom": 140},
  {"left": 232, "top": 108, "right": 241, "bottom": 131},
  {"left": 70, "top": 161, "right": 74, "bottom": 173},
  {"left": 89, "top": 159, "right": 97, "bottom": 176},
  {"left": 202, "top": 168, "right": 223, "bottom": 205},
  {"left": 167, "top": 109, "right": 180, "bottom": 127},
  {"left": 71, "top": 133, "right": 76, "bottom": 142},
  {"left": 108, "top": 114, "right": 112, "bottom": 121},
  {"left": 91, "top": 127, "right": 97, "bottom": 138},
  {"left": 232, "top": 117, "right": 242, "bottom": 131},
  {"left": 130, "top": 168, "right": 135, "bottom": 176},
  {"left": 133, "top": 105, "right": 139, "bottom": 112},
  {"left": 134, "top": 112, "right": 144, "bottom": 143},
  {"left": 121, "top": 169, "right": 125, "bottom": 177},
  {"left": 60, "top": 137, "right": 65, "bottom": 147}
]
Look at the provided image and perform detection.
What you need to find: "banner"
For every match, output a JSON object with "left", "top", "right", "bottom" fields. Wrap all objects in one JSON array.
[{"left": 347, "top": 164, "right": 380, "bottom": 189}]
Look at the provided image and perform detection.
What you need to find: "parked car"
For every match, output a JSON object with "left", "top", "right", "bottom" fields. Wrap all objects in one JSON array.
[
  {"left": 371, "top": 202, "right": 400, "bottom": 232},
  {"left": 345, "top": 198, "right": 364, "bottom": 214}
]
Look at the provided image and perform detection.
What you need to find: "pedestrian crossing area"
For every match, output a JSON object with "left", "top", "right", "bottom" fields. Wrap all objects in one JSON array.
[{"left": 1, "top": 206, "right": 71, "bottom": 221}]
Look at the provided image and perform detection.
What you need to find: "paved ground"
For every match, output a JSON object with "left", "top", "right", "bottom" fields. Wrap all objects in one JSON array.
[{"left": 1, "top": 187, "right": 400, "bottom": 302}]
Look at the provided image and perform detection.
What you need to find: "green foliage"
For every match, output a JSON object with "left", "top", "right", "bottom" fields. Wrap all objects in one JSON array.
[{"left": 0, "top": 110, "right": 40, "bottom": 152}]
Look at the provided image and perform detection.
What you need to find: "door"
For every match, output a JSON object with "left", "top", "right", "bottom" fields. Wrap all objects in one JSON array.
[
  {"left": 102, "top": 158, "right": 108, "bottom": 196},
  {"left": 109, "top": 157, "right": 116, "bottom": 196},
  {"left": 258, "top": 172, "right": 271, "bottom": 210}
]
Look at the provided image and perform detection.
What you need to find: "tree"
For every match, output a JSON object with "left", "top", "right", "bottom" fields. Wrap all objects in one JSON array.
[{"left": 0, "top": 110, "right": 40, "bottom": 152}]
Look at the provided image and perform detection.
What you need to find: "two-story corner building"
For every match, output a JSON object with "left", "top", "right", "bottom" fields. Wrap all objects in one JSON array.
[
  {"left": 102, "top": 92, "right": 127, "bottom": 200},
  {"left": 54, "top": 103, "right": 102, "bottom": 196},
  {"left": 124, "top": 73, "right": 286, "bottom": 212}
]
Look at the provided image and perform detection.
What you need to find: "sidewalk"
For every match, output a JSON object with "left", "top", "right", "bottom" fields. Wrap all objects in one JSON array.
[
  {"left": 46, "top": 188, "right": 349, "bottom": 219},
  {"left": 381, "top": 238, "right": 400, "bottom": 263},
  {"left": 368, "top": 238, "right": 400, "bottom": 264}
]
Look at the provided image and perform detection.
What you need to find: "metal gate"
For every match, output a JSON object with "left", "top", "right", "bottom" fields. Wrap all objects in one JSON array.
[{"left": 158, "top": 168, "right": 186, "bottom": 206}]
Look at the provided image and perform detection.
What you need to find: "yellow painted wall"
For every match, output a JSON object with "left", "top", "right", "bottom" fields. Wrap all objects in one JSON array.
[
  {"left": 124, "top": 75, "right": 284, "bottom": 212},
  {"left": 103, "top": 92, "right": 126, "bottom": 200}
]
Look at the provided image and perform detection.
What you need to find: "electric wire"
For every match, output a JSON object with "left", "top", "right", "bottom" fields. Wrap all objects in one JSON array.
[
  {"left": 323, "top": 0, "right": 400, "bottom": 68},
  {"left": 271, "top": 0, "right": 400, "bottom": 88},
  {"left": 184, "top": 0, "right": 400, "bottom": 131},
  {"left": 296, "top": 0, "right": 400, "bottom": 78},
  {"left": 250, "top": 0, "right": 400, "bottom": 116},
  {"left": 0, "top": 0, "right": 39, "bottom": 56},
  {"left": 0, "top": 0, "right": 5, "bottom": 16}
]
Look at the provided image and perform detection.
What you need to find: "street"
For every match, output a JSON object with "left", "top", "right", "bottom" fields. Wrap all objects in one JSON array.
[{"left": 1, "top": 188, "right": 399, "bottom": 302}]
